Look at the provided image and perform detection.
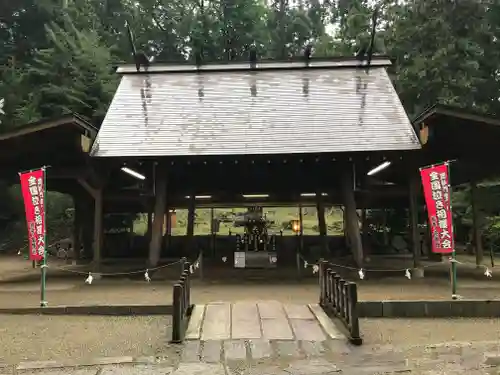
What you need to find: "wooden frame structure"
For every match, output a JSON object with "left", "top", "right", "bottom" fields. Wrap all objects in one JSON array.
[{"left": 3, "top": 99, "right": 500, "bottom": 273}]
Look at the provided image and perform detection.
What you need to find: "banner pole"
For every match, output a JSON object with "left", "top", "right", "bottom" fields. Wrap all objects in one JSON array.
[
  {"left": 40, "top": 167, "right": 48, "bottom": 307},
  {"left": 447, "top": 162, "right": 458, "bottom": 299}
]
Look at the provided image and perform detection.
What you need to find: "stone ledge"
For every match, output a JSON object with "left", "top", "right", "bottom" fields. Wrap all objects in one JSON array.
[
  {"left": 0, "top": 304, "right": 172, "bottom": 316},
  {"left": 16, "top": 354, "right": 172, "bottom": 370},
  {"left": 358, "top": 299, "right": 500, "bottom": 318}
]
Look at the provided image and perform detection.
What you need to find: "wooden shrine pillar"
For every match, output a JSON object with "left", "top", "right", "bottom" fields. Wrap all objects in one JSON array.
[
  {"left": 81, "top": 196, "right": 93, "bottom": 260},
  {"left": 185, "top": 195, "right": 196, "bottom": 255},
  {"left": 361, "top": 209, "right": 370, "bottom": 262},
  {"left": 72, "top": 196, "right": 83, "bottom": 261},
  {"left": 341, "top": 164, "right": 363, "bottom": 267},
  {"left": 146, "top": 210, "right": 153, "bottom": 242},
  {"left": 470, "top": 180, "right": 483, "bottom": 267},
  {"left": 315, "top": 193, "right": 328, "bottom": 254},
  {"left": 382, "top": 209, "right": 389, "bottom": 246},
  {"left": 149, "top": 165, "right": 167, "bottom": 267},
  {"left": 92, "top": 188, "right": 103, "bottom": 270},
  {"left": 409, "top": 173, "right": 423, "bottom": 275},
  {"left": 77, "top": 177, "right": 103, "bottom": 272}
]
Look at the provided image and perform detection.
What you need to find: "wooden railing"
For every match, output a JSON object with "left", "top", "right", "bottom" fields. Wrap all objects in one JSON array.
[
  {"left": 171, "top": 257, "right": 192, "bottom": 343},
  {"left": 318, "top": 260, "right": 362, "bottom": 345}
]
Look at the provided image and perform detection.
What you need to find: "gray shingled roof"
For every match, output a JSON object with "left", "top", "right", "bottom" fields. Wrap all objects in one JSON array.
[{"left": 90, "top": 59, "right": 420, "bottom": 157}]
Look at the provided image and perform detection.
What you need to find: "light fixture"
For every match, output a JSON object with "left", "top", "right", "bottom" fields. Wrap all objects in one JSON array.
[
  {"left": 291, "top": 219, "right": 301, "bottom": 233},
  {"left": 185, "top": 195, "right": 212, "bottom": 199},
  {"left": 367, "top": 161, "right": 391, "bottom": 176},
  {"left": 300, "top": 193, "right": 328, "bottom": 197},
  {"left": 121, "top": 167, "right": 146, "bottom": 180},
  {"left": 242, "top": 194, "right": 269, "bottom": 198}
]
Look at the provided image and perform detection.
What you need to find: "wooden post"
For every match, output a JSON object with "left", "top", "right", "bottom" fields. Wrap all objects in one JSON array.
[
  {"left": 186, "top": 195, "right": 196, "bottom": 256},
  {"left": 72, "top": 197, "right": 82, "bottom": 261},
  {"left": 146, "top": 210, "right": 153, "bottom": 242},
  {"left": 361, "top": 208, "right": 369, "bottom": 261},
  {"left": 299, "top": 204, "right": 304, "bottom": 252},
  {"left": 93, "top": 188, "right": 103, "bottom": 272},
  {"left": 470, "top": 180, "right": 484, "bottom": 267},
  {"left": 382, "top": 209, "right": 389, "bottom": 246},
  {"left": 341, "top": 164, "right": 363, "bottom": 267},
  {"left": 149, "top": 165, "right": 168, "bottom": 267},
  {"left": 297, "top": 204, "right": 304, "bottom": 278},
  {"left": 316, "top": 193, "right": 328, "bottom": 255},
  {"left": 409, "top": 173, "right": 422, "bottom": 272},
  {"left": 82, "top": 197, "right": 93, "bottom": 260},
  {"left": 210, "top": 207, "right": 216, "bottom": 257}
]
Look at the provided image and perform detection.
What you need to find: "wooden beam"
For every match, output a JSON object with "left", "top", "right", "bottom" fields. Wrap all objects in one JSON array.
[
  {"left": 316, "top": 192, "right": 328, "bottom": 254},
  {"left": 409, "top": 173, "right": 421, "bottom": 269},
  {"left": 93, "top": 188, "right": 103, "bottom": 271},
  {"left": 341, "top": 163, "right": 363, "bottom": 267},
  {"left": 470, "top": 180, "right": 483, "bottom": 266},
  {"left": 77, "top": 178, "right": 97, "bottom": 199},
  {"left": 185, "top": 195, "right": 196, "bottom": 254},
  {"left": 73, "top": 197, "right": 82, "bottom": 261},
  {"left": 149, "top": 165, "right": 168, "bottom": 267}
]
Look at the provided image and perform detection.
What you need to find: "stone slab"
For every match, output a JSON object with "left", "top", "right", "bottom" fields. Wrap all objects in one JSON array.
[
  {"left": 290, "top": 319, "right": 326, "bottom": 341},
  {"left": 186, "top": 304, "right": 205, "bottom": 340},
  {"left": 300, "top": 341, "right": 327, "bottom": 357},
  {"left": 283, "top": 304, "right": 315, "bottom": 320},
  {"left": 173, "top": 363, "right": 227, "bottom": 375},
  {"left": 223, "top": 340, "right": 248, "bottom": 361},
  {"left": 231, "top": 302, "right": 262, "bottom": 339},
  {"left": 285, "top": 359, "right": 341, "bottom": 375},
  {"left": 308, "top": 304, "right": 344, "bottom": 339},
  {"left": 181, "top": 340, "right": 201, "bottom": 362},
  {"left": 201, "top": 340, "right": 222, "bottom": 363},
  {"left": 202, "top": 303, "right": 231, "bottom": 340},
  {"left": 248, "top": 339, "right": 272, "bottom": 359},
  {"left": 17, "top": 369, "right": 97, "bottom": 375},
  {"left": 101, "top": 364, "right": 174, "bottom": 375},
  {"left": 261, "top": 318, "right": 294, "bottom": 340},
  {"left": 257, "top": 301, "right": 286, "bottom": 319},
  {"left": 16, "top": 361, "right": 60, "bottom": 370},
  {"left": 274, "top": 340, "right": 300, "bottom": 358}
]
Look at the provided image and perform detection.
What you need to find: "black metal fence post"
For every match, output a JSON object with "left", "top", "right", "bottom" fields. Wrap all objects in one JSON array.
[
  {"left": 338, "top": 279, "right": 346, "bottom": 319},
  {"left": 347, "top": 282, "right": 362, "bottom": 345},
  {"left": 171, "top": 283, "right": 183, "bottom": 343},
  {"left": 318, "top": 261, "right": 362, "bottom": 346},
  {"left": 326, "top": 268, "right": 333, "bottom": 306},
  {"left": 319, "top": 259, "right": 327, "bottom": 305},
  {"left": 184, "top": 262, "right": 191, "bottom": 309},
  {"left": 180, "top": 257, "right": 187, "bottom": 274},
  {"left": 333, "top": 273, "right": 341, "bottom": 314}
]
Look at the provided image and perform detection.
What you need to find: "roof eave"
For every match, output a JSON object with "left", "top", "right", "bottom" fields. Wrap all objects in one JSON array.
[{"left": 115, "top": 56, "right": 393, "bottom": 75}]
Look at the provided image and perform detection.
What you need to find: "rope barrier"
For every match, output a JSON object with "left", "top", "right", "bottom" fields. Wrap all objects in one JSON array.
[{"left": 298, "top": 254, "right": 494, "bottom": 279}]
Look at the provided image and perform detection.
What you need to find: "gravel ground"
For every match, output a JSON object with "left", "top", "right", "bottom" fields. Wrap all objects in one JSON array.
[
  {"left": 0, "top": 281, "right": 499, "bottom": 365},
  {"left": 0, "top": 278, "right": 498, "bottom": 308},
  {"left": 361, "top": 318, "right": 500, "bottom": 346},
  {"left": 0, "top": 315, "right": 178, "bottom": 365}
]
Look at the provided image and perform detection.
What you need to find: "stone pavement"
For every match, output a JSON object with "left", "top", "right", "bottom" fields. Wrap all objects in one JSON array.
[
  {"left": 5, "top": 300, "right": 500, "bottom": 374},
  {"left": 7, "top": 339, "right": 500, "bottom": 374},
  {"left": 185, "top": 301, "right": 343, "bottom": 341}
]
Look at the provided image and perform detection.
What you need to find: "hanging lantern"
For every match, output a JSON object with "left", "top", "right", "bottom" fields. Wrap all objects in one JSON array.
[{"left": 291, "top": 219, "right": 301, "bottom": 233}]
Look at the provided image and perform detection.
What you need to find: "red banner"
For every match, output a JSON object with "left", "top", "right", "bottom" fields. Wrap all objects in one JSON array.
[
  {"left": 420, "top": 163, "right": 454, "bottom": 254},
  {"left": 19, "top": 168, "right": 46, "bottom": 261}
]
